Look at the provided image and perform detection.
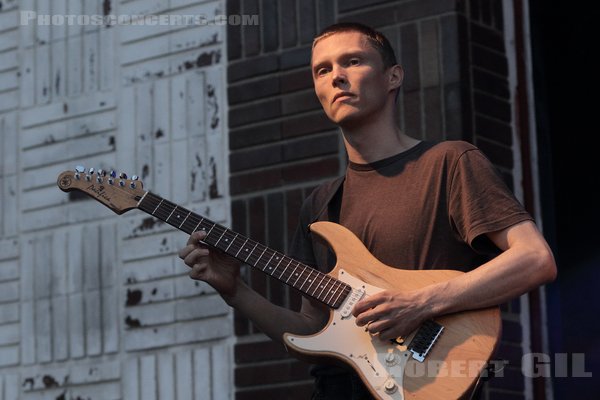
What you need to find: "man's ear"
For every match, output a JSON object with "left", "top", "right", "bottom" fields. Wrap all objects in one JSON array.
[{"left": 388, "top": 64, "right": 404, "bottom": 91}]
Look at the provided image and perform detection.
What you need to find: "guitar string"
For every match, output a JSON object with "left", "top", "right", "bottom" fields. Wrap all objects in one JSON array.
[{"left": 138, "top": 192, "right": 351, "bottom": 308}]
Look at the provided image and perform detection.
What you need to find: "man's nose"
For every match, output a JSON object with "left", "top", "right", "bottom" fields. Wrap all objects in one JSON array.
[{"left": 331, "top": 65, "right": 348, "bottom": 87}]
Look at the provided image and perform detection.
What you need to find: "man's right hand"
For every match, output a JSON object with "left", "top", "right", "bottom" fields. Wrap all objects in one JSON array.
[{"left": 178, "top": 231, "right": 242, "bottom": 302}]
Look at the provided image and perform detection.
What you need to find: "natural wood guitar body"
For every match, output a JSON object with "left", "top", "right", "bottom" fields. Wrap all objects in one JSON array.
[{"left": 284, "top": 222, "right": 501, "bottom": 400}]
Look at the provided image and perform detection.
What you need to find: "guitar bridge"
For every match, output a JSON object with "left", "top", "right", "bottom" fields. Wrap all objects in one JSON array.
[{"left": 408, "top": 320, "right": 444, "bottom": 362}]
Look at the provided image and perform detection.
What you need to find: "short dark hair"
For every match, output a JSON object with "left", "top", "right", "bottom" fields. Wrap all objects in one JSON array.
[{"left": 313, "top": 22, "right": 398, "bottom": 69}]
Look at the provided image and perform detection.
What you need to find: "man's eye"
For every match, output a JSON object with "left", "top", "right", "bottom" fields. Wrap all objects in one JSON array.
[
  {"left": 349, "top": 58, "right": 360, "bottom": 66},
  {"left": 317, "top": 68, "right": 329, "bottom": 76}
]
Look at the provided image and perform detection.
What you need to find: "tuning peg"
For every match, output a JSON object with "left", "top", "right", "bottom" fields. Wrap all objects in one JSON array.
[
  {"left": 132, "top": 175, "right": 139, "bottom": 181},
  {"left": 119, "top": 172, "right": 128, "bottom": 179},
  {"left": 98, "top": 169, "right": 106, "bottom": 177},
  {"left": 110, "top": 170, "right": 117, "bottom": 178},
  {"left": 75, "top": 166, "right": 85, "bottom": 173}
]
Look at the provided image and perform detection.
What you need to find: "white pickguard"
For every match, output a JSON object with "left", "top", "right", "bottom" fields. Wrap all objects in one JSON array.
[{"left": 284, "top": 269, "right": 412, "bottom": 400}]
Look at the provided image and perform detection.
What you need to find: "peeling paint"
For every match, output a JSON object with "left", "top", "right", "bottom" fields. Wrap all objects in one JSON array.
[
  {"left": 155, "top": 129, "right": 164, "bottom": 139},
  {"left": 55, "top": 71, "right": 60, "bottom": 95},
  {"left": 43, "top": 375, "right": 59, "bottom": 388},
  {"left": 209, "top": 157, "right": 221, "bottom": 199},
  {"left": 207, "top": 84, "right": 219, "bottom": 129},
  {"left": 125, "top": 315, "right": 141, "bottom": 328},
  {"left": 23, "top": 377, "right": 34, "bottom": 390},
  {"left": 126, "top": 288, "right": 142, "bottom": 306},
  {"left": 142, "top": 164, "right": 150, "bottom": 179},
  {"left": 102, "top": 0, "right": 111, "bottom": 16}
]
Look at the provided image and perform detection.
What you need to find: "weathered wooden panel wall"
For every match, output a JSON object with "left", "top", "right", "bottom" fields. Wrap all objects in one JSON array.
[{"left": 0, "top": 0, "right": 232, "bottom": 398}]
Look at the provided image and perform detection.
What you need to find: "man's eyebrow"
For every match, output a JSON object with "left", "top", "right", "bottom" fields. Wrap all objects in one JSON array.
[{"left": 311, "top": 50, "right": 369, "bottom": 70}]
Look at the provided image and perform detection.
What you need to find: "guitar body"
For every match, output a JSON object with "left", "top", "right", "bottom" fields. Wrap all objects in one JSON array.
[{"left": 283, "top": 222, "right": 501, "bottom": 400}]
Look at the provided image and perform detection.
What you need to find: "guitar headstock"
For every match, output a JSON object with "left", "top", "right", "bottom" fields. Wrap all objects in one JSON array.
[{"left": 57, "top": 166, "right": 147, "bottom": 215}]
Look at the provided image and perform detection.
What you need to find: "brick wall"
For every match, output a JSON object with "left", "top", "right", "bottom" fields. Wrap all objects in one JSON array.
[{"left": 228, "top": 0, "right": 528, "bottom": 399}]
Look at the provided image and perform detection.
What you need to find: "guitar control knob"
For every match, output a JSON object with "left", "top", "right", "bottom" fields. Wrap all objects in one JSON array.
[
  {"left": 384, "top": 379, "right": 397, "bottom": 394},
  {"left": 385, "top": 352, "right": 397, "bottom": 366}
]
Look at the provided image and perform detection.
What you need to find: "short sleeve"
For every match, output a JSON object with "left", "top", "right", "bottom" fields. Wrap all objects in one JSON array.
[{"left": 448, "top": 148, "right": 532, "bottom": 252}]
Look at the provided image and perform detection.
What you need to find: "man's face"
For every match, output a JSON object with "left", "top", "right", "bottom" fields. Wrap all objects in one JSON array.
[{"left": 311, "top": 31, "right": 396, "bottom": 127}]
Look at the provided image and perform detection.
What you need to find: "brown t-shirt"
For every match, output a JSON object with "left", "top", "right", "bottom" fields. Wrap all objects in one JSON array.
[{"left": 290, "top": 140, "right": 532, "bottom": 273}]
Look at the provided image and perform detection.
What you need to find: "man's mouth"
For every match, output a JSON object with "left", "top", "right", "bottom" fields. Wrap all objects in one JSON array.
[{"left": 332, "top": 92, "right": 354, "bottom": 103}]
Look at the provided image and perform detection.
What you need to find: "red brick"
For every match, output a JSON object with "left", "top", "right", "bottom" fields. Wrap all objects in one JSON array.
[
  {"left": 282, "top": 157, "right": 339, "bottom": 185},
  {"left": 282, "top": 112, "right": 336, "bottom": 138},
  {"left": 267, "top": 192, "right": 285, "bottom": 252},
  {"left": 230, "top": 167, "right": 282, "bottom": 195},
  {"left": 228, "top": 54, "right": 279, "bottom": 83},
  {"left": 230, "top": 143, "right": 283, "bottom": 172},
  {"left": 400, "top": 23, "right": 420, "bottom": 91},
  {"left": 281, "top": 90, "right": 322, "bottom": 115},
  {"left": 242, "top": 0, "right": 260, "bottom": 56},
  {"left": 475, "top": 115, "right": 512, "bottom": 146},
  {"left": 228, "top": 75, "right": 280, "bottom": 105},
  {"left": 229, "top": 98, "right": 281, "bottom": 128},
  {"left": 282, "top": 133, "right": 339, "bottom": 162},
  {"left": 261, "top": 0, "right": 279, "bottom": 52},
  {"left": 280, "top": 0, "right": 298, "bottom": 48},
  {"left": 230, "top": 121, "right": 281, "bottom": 150},
  {"left": 227, "top": 0, "right": 242, "bottom": 60},
  {"left": 471, "top": 23, "right": 505, "bottom": 51},
  {"left": 235, "top": 340, "right": 290, "bottom": 363},
  {"left": 474, "top": 91, "right": 511, "bottom": 122},
  {"left": 476, "top": 137, "right": 514, "bottom": 170},
  {"left": 232, "top": 199, "right": 248, "bottom": 236},
  {"left": 472, "top": 43, "right": 508, "bottom": 76},
  {"left": 473, "top": 68, "right": 510, "bottom": 100},
  {"left": 280, "top": 68, "right": 313, "bottom": 93}
]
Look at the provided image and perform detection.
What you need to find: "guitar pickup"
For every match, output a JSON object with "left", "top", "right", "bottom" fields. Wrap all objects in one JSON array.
[{"left": 408, "top": 320, "right": 444, "bottom": 362}]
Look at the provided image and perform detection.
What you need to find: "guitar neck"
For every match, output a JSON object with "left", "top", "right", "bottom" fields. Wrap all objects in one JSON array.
[{"left": 136, "top": 191, "right": 351, "bottom": 309}]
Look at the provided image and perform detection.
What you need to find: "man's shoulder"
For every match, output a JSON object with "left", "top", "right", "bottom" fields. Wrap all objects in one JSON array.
[{"left": 426, "top": 140, "right": 478, "bottom": 158}]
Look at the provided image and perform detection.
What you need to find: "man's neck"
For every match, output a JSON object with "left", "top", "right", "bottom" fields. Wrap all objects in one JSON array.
[{"left": 341, "top": 118, "right": 420, "bottom": 164}]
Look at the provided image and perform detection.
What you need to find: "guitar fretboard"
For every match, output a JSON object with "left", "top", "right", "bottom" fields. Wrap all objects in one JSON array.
[{"left": 138, "top": 192, "right": 351, "bottom": 309}]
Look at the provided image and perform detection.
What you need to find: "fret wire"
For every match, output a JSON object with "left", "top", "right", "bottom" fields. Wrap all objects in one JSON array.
[
  {"left": 225, "top": 232, "right": 238, "bottom": 252},
  {"left": 152, "top": 198, "right": 164, "bottom": 214},
  {"left": 179, "top": 211, "right": 191, "bottom": 228},
  {"left": 244, "top": 242, "right": 259, "bottom": 263},
  {"left": 324, "top": 278, "right": 343, "bottom": 304},
  {"left": 322, "top": 276, "right": 340, "bottom": 304},
  {"left": 213, "top": 228, "right": 228, "bottom": 248},
  {"left": 284, "top": 259, "right": 298, "bottom": 283},
  {"left": 262, "top": 249, "right": 277, "bottom": 275},
  {"left": 235, "top": 238, "right": 249, "bottom": 258},
  {"left": 297, "top": 266, "right": 315, "bottom": 292}
]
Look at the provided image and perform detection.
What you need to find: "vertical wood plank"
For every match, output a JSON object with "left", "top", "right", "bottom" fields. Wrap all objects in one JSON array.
[
  {"left": 66, "top": 35, "right": 82, "bottom": 97},
  {"left": 123, "top": 357, "right": 140, "bottom": 400},
  {"left": 83, "top": 30, "right": 99, "bottom": 93},
  {"left": 171, "top": 139, "right": 188, "bottom": 205},
  {"left": 35, "top": 299, "right": 52, "bottom": 362},
  {"left": 35, "top": 44, "right": 51, "bottom": 105},
  {"left": 34, "top": 235, "right": 52, "bottom": 299},
  {"left": 20, "top": 48, "right": 35, "bottom": 108},
  {"left": 193, "top": 348, "right": 210, "bottom": 400},
  {"left": 158, "top": 352, "right": 175, "bottom": 399},
  {"left": 21, "top": 301, "right": 35, "bottom": 365},
  {"left": 140, "top": 354, "right": 157, "bottom": 400},
  {"left": 186, "top": 71, "right": 205, "bottom": 137},
  {"left": 102, "top": 286, "right": 119, "bottom": 354},
  {"left": 211, "top": 344, "right": 231, "bottom": 400},
  {"left": 82, "top": 224, "right": 100, "bottom": 291},
  {"left": 175, "top": 351, "right": 193, "bottom": 400},
  {"left": 52, "top": 230, "right": 68, "bottom": 296},
  {"left": 51, "top": 39, "right": 67, "bottom": 100},
  {"left": 68, "top": 292, "right": 85, "bottom": 358},
  {"left": 99, "top": 27, "right": 115, "bottom": 91},
  {"left": 135, "top": 82, "right": 154, "bottom": 188},
  {"left": 170, "top": 75, "right": 187, "bottom": 140},
  {"left": 67, "top": 226, "right": 83, "bottom": 294},
  {"left": 51, "top": 295, "right": 68, "bottom": 361},
  {"left": 85, "top": 290, "right": 102, "bottom": 356},
  {"left": 1, "top": 176, "right": 17, "bottom": 236},
  {"left": 118, "top": 86, "right": 137, "bottom": 175}
]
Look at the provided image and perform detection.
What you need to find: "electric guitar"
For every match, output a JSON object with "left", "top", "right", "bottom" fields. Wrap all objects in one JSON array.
[{"left": 57, "top": 167, "right": 501, "bottom": 400}]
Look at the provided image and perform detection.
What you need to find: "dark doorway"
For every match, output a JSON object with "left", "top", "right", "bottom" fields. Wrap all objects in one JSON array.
[{"left": 529, "top": 1, "right": 599, "bottom": 398}]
